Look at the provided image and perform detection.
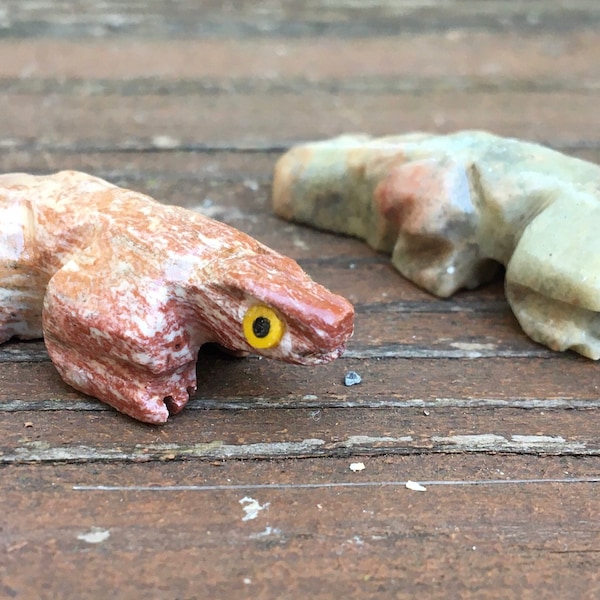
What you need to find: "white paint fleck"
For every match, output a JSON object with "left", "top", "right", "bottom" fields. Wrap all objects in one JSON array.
[
  {"left": 405, "top": 480, "right": 427, "bottom": 492},
  {"left": 194, "top": 202, "right": 256, "bottom": 223},
  {"left": 250, "top": 526, "right": 282, "bottom": 539},
  {"left": 243, "top": 179, "right": 260, "bottom": 192},
  {"left": 350, "top": 462, "right": 366, "bottom": 472},
  {"left": 77, "top": 527, "right": 110, "bottom": 544},
  {"left": 152, "top": 135, "right": 180, "bottom": 149},
  {"left": 240, "top": 497, "right": 270, "bottom": 521},
  {"left": 292, "top": 237, "right": 309, "bottom": 250}
]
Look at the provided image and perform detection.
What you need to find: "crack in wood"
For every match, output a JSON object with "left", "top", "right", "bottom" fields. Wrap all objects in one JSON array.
[
  {"left": 1, "top": 76, "right": 597, "bottom": 96},
  {"left": 1, "top": 139, "right": 599, "bottom": 156},
  {"left": 3, "top": 0, "right": 600, "bottom": 38},
  {"left": 2, "top": 396, "right": 595, "bottom": 413}
]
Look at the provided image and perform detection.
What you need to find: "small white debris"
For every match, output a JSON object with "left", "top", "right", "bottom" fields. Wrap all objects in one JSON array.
[
  {"left": 77, "top": 527, "right": 110, "bottom": 544},
  {"left": 309, "top": 409, "right": 322, "bottom": 421},
  {"left": 151, "top": 135, "right": 180, "bottom": 149},
  {"left": 243, "top": 179, "right": 260, "bottom": 192},
  {"left": 344, "top": 371, "right": 362, "bottom": 386},
  {"left": 303, "top": 394, "right": 318, "bottom": 401},
  {"left": 250, "top": 526, "right": 282, "bottom": 539},
  {"left": 292, "top": 237, "right": 309, "bottom": 250},
  {"left": 405, "top": 480, "right": 427, "bottom": 492},
  {"left": 243, "top": 578, "right": 252, "bottom": 585},
  {"left": 350, "top": 462, "right": 366, "bottom": 472},
  {"left": 240, "top": 496, "right": 270, "bottom": 521}
]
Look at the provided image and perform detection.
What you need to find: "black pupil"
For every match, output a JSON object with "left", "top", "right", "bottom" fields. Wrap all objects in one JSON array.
[{"left": 252, "top": 316, "right": 271, "bottom": 338}]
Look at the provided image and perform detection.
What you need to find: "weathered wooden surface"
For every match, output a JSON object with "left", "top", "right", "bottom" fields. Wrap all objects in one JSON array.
[{"left": 1, "top": 1, "right": 600, "bottom": 598}]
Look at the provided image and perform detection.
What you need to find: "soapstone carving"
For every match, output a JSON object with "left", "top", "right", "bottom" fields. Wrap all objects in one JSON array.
[
  {"left": 273, "top": 131, "right": 600, "bottom": 359},
  {"left": 0, "top": 171, "right": 354, "bottom": 423}
]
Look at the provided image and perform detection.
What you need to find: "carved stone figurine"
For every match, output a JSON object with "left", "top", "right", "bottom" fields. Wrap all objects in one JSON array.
[
  {"left": 273, "top": 131, "right": 600, "bottom": 359},
  {"left": 0, "top": 171, "right": 354, "bottom": 423}
]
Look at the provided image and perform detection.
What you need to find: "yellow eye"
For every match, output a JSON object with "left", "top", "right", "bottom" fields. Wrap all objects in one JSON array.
[{"left": 243, "top": 304, "right": 285, "bottom": 349}]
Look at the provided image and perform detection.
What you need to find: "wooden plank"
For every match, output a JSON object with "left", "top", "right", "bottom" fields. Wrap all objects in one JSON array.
[
  {"left": 0, "top": 302, "right": 563, "bottom": 363},
  {"left": 3, "top": 0, "right": 600, "bottom": 38},
  {"left": 1, "top": 0, "right": 599, "bottom": 597},
  {"left": 4, "top": 74, "right": 597, "bottom": 97},
  {"left": 1, "top": 91, "right": 597, "bottom": 148},
  {"left": 3, "top": 456, "right": 600, "bottom": 598},
  {"left": 1, "top": 32, "right": 599, "bottom": 80},
  {"left": 2, "top": 351, "right": 597, "bottom": 407},
  {"left": 0, "top": 150, "right": 283, "bottom": 179},
  {"left": 2, "top": 398, "right": 600, "bottom": 462}
]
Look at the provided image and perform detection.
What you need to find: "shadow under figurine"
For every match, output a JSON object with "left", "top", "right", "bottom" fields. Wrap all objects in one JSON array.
[
  {"left": 0, "top": 171, "right": 354, "bottom": 423},
  {"left": 273, "top": 130, "right": 600, "bottom": 359}
]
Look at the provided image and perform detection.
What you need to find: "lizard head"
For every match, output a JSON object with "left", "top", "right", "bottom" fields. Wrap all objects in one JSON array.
[{"left": 207, "top": 253, "right": 354, "bottom": 365}]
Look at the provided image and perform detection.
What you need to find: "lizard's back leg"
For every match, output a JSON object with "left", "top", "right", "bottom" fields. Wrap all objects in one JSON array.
[{"left": 506, "top": 198, "right": 600, "bottom": 358}]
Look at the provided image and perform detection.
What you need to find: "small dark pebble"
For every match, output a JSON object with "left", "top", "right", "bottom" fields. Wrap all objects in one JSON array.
[{"left": 344, "top": 371, "right": 362, "bottom": 386}]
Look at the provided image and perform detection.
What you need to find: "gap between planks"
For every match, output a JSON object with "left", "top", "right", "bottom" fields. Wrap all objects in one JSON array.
[
  {"left": 2, "top": 139, "right": 600, "bottom": 155},
  {"left": 2, "top": 395, "right": 598, "bottom": 413},
  {"left": 1, "top": 76, "right": 598, "bottom": 96},
  {"left": 3, "top": 0, "right": 600, "bottom": 37}
]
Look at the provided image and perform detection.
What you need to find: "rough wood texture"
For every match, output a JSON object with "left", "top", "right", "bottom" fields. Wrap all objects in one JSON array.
[{"left": 1, "top": 1, "right": 600, "bottom": 598}]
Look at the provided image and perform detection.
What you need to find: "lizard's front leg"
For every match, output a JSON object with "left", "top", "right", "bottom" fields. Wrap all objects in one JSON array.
[{"left": 43, "top": 237, "right": 203, "bottom": 424}]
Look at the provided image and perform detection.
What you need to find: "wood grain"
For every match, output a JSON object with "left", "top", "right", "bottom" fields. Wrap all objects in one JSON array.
[
  {"left": 3, "top": 457, "right": 600, "bottom": 599},
  {"left": 1, "top": 91, "right": 597, "bottom": 148},
  {"left": 2, "top": 0, "right": 600, "bottom": 597},
  {"left": 3, "top": 0, "right": 600, "bottom": 37}
]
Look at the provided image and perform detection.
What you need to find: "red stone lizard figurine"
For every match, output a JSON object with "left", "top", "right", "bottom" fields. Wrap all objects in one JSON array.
[{"left": 0, "top": 171, "right": 354, "bottom": 423}]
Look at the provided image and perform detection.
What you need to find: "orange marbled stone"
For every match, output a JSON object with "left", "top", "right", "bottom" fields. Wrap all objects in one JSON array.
[{"left": 0, "top": 171, "right": 354, "bottom": 423}]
